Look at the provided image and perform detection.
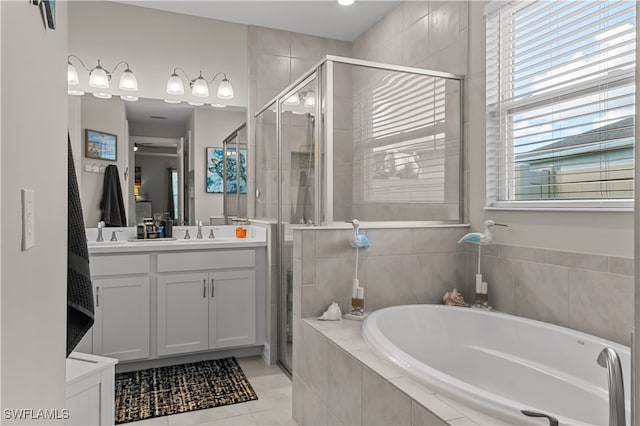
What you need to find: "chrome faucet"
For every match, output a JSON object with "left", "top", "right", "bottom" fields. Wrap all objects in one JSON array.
[
  {"left": 96, "top": 221, "right": 105, "bottom": 242},
  {"left": 183, "top": 229, "right": 191, "bottom": 239},
  {"left": 208, "top": 229, "right": 216, "bottom": 239},
  {"left": 597, "top": 347, "right": 626, "bottom": 426},
  {"left": 197, "top": 220, "right": 203, "bottom": 239}
]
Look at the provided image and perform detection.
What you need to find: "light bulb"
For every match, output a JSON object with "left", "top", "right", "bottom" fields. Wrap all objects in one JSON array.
[
  {"left": 67, "top": 62, "right": 79, "bottom": 85},
  {"left": 217, "top": 78, "right": 234, "bottom": 99},
  {"left": 93, "top": 92, "right": 112, "bottom": 99},
  {"left": 89, "top": 62, "right": 109, "bottom": 89},
  {"left": 119, "top": 68, "right": 138, "bottom": 91},
  {"left": 191, "top": 75, "right": 209, "bottom": 97},
  {"left": 166, "top": 73, "right": 184, "bottom": 95},
  {"left": 338, "top": 0, "right": 354, "bottom": 5},
  {"left": 304, "top": 91, "right": 316, "bottom": 107},
  {"left": 284, "top": 94, "right": 300, "bottom": 105}
]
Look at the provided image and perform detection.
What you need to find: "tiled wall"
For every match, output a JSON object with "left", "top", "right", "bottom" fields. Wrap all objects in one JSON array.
[
  {"left": 467, "top": 243, "right": 634, "bottom": 345},
  {"left": 293, "top": 226, "right": 468, "bottom": 320},
  {"left": 248, "top": 26, "right": 351, "bottom": 219},
  {"left": 352, "top": 1, "right": 468, "bottom": 75}
]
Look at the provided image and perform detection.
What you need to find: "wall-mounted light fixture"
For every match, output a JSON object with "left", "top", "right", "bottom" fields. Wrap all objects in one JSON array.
[
  {"left": 67, "top": 55, "right": 139, "bottom": 101},
  {"left": 338, "top": 0, "right": 355, "bottom": 5},
  {"left": 166, "top": 68, "right": 234, "bottom": 100}
]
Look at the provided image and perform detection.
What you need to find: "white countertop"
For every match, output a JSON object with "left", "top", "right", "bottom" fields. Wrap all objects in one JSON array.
[{"left": 86, "top": 225, "right": 267, "bottom": 254}]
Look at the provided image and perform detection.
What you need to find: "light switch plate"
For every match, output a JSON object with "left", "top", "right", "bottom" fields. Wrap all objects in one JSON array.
[{"left": 22, "top": 189, "right": 35, "bottom": 251}]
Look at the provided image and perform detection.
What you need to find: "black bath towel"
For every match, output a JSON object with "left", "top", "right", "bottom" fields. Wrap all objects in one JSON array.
[
  {"left": 67, "top": 137, "right": 94, "bottom": 357},
  {"left": 100, "top": 164, "right": 127, "bottom": 227}
]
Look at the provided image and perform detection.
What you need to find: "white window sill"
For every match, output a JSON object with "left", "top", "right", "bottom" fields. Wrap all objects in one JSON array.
[{"left": 485, "top": 200, "right": 634, "bottom": 212}]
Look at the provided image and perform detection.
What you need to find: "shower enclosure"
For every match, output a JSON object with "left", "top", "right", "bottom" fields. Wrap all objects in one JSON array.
[{"left": 254, "top": 56, "right": 464, "bottom": 373}]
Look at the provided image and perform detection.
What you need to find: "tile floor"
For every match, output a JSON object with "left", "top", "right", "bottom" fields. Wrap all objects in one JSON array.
[{"left": 128, "top": 357, "right": 296, "bottom": 426}]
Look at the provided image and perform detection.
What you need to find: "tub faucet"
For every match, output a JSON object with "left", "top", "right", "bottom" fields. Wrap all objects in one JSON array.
[
  {"left": 597, "top": 347, "right": 626, "bottom": 426},
  {"left": 197, "top": 221, "right": 203, "bottom": 239}
]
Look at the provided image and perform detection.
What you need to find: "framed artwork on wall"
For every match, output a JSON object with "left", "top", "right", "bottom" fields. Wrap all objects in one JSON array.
[
  {"left": 85, "top": 129, "right": 117, "bottom": 161},
  {"left": 206, "top": 147, "right": 247, "bottom": 194}
]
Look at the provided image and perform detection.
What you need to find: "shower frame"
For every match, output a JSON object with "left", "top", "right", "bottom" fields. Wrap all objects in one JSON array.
[{"left": 255, "top": 55, "right": 466, "bottom": 374}]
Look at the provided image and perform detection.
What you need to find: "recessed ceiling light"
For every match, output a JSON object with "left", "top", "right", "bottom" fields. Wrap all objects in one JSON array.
[
  {"left": 164, "top": 99, "right": 181, "bottom": 104},
  {"left": 338, "top": 0, "right": 354, "bottom": 5},
  {"left": 211, "top": 103, "right": 227, "bottom": 108}
]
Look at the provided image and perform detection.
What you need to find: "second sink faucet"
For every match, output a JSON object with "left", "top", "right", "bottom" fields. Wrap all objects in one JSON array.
[{"left": 197, "top": 220, "right": 203, "bottom": 239}]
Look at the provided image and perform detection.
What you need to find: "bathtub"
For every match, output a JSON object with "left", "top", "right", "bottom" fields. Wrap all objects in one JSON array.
[{"left": 362, "top": 305, "right": 630, "bottom": 426}]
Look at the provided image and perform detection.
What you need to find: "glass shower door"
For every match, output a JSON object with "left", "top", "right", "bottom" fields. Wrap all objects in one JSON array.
[{"left": 278, "top": 75, "right": 318, "bottom": 373}]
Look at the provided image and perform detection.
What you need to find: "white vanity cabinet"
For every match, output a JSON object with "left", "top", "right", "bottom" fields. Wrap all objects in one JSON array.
[
  {"left": 156, "top": 250, "right": 257, "bottom": 357},
  {"left": 157, "top": 272, "right": 209, "bottom": 356},
  {"left": 90, "top": 254, "right": 151, "bottom": 362}
]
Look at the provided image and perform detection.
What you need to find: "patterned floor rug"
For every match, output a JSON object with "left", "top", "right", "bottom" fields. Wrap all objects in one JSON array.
[{"left": 114, "top": 357, "right": 258, "bottom": 424}]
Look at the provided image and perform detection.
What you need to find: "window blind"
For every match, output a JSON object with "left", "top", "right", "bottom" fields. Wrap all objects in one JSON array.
[{"left": 486, "top": 0, "right": 636, "bottom": 207}]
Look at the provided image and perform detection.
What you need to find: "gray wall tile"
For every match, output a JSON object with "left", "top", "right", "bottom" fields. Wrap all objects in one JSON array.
[
  {"left": 547, "top": 249, "right": 608, "bottom": 272},
  {"left": 366, "top": 255, "right": 423, "bottom": 311},
  {"left": 411, "top": 401, "right": 447, "bottom": 426},
  {"left": 327, "top": 343, "right": 362, "bottom": 426},
  {"left": 299, "top": 323, "right": 328, "bottom": 404},
  {"left": 412, "top": 228, "right": 467, "bottom": 254},
  {"left": 569, "top": 269, "right": 633, "bottom": 345},
  {"left": 609, "top": 256, "right": 633, "bottom": 276},
  {"left": 367, "top": 228, "right": 413, "bottom": 256},
  {"left": 480, "top": 255, "right": 515, "bottom": 314},
  {"left": 497, "top": 244, "right": 546, "bottom": 263},
  {"left": 363, "top": 367, "right": 411, "bottom": 426},
  {"left": 514, "top": 261, "right": 569, "bottom": 327}
]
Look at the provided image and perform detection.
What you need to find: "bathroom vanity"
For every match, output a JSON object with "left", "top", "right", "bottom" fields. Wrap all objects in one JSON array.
[{"left": 78, "top": 226, "right": 267, "bottom": 367}]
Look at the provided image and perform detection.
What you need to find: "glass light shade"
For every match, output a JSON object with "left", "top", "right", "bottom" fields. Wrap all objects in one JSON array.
[
  {"left": 120, "top": 95, "right": 139, "bottom": 102},
  {"left": 211, "top": 103, "right": 227, "bottom": 108},
  {"left": 304, "top": 91, "right": 316, "bottom": 107},
  {"left": 191, "top": 76, "right": 209, "bottom": 97},
  {"left": 164, "top": 99, "right": 181, "bottom": 104},
  {"left": 68, "top": 90, "right": 85, "bottom": 96},
  {"left": 217, "top": 78, "right": 234, "bottom": 99},
  {"left": 67, "top": 63, "right": 79, "bottom": 85},
  {"left": 166, "top": 73, "right": 184, "bottom": 95},
  {"left": 188, "top": 101, "right": 205, "bottom": 106},
  {"left": 284, "top": 93, "right": 300, "bottom": 105},
  {"left": 338, "top": 0, "right": 354, "bottom": 5},
  {"left": 93, "top": 92, "right": 112, "bottom": 99},
  {"left": 89, "top": 66, "right": 109, "bottom": 89},
  {"left": 134, "top": 144, "right": 138, "bottom": 152},
  {"left": 119, "top": 69, "right": 138, "bottom": 91}
]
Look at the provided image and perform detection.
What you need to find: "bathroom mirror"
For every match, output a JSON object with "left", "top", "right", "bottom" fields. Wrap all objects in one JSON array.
[{"left": 69, "top": 94, "right": 246, "bottom": 227}]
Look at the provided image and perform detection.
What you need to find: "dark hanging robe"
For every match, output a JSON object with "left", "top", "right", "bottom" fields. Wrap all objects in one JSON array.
[
  {"left": 67, "top": 136, "right": 94, "bottom": 356},
  {"left": 100, "top": 164, "right": 127, "bottom": 227}
]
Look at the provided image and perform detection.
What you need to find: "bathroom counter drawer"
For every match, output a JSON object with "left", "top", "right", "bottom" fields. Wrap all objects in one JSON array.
[
  {"left": 90, "top": 254, "right": 150, "bottom": 276},
  {"left": 157, "top": 249, "right": 255, "bottom": 272}
]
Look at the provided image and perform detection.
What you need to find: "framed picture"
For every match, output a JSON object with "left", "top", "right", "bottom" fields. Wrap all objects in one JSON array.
[
  {"left": 206, "top": 147, "right": 247, "bottom": 194},
  {"left": 85, "top": 129, "right": 117, "bottom": 161}
]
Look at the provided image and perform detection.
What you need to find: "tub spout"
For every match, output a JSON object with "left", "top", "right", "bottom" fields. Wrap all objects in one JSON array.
[{"left": 597, "top": 347, "right": 626, "bottom": 426}]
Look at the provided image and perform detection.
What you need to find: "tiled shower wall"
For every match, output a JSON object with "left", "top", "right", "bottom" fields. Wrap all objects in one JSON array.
[
  {"left": 292, "top": 226, "right": 469, "bottom": 321},
  {"left": 466, "top": 243, "right": 634, "bottom": 345}
]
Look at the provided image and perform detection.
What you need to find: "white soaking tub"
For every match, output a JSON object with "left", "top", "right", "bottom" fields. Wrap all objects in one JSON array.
[{"left": 362, "top": 304, "right": 630, "bottom": 426}]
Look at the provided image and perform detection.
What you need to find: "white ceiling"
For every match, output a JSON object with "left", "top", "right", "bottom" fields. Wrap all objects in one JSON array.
[{"left": 111, "top": 0, "right": 400, "bottom": 42}]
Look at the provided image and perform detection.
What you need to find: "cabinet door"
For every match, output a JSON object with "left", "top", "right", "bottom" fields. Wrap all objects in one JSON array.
[
  {"left": 209, "top": 270, "right": 256, "bottom": 349},
  {"left": 157, "top": 273, "right": 209, "bottom": 356},
  {"left": 93, "top": 276, "right": 150, "bottom": 361}
]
